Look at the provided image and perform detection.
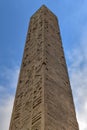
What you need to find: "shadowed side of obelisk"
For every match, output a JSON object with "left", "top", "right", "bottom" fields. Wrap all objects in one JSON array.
[{"left": 42, "top": 6, "right": 79, "bottom": 130}]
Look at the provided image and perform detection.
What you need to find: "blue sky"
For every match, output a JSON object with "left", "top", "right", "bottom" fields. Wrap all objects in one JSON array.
[{"left": 0, "top": 0, "right": 87, "bottom": 130}]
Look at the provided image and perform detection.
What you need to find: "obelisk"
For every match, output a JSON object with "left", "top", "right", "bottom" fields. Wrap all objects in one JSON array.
[{"left": 9, "top": 5, "right": 79, "bottom": 130}]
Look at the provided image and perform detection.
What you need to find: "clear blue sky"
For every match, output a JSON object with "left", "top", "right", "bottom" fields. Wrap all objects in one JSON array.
[{"left": 0, "top": 1, "right": 87, "bottom": 130}]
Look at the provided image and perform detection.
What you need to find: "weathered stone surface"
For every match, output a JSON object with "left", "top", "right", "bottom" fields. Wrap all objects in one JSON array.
[{"left": 9, "top": 5, "right": 79, "bottom": 130}]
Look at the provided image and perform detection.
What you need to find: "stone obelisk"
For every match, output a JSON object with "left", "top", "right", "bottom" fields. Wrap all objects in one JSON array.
[{"left": 9, "top": 5, "right": 79, "bottom": 130}]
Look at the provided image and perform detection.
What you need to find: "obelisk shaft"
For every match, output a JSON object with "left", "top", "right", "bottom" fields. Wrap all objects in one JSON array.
[{"left": 9, "top": 5, "right": 79, "bottom": 130}]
